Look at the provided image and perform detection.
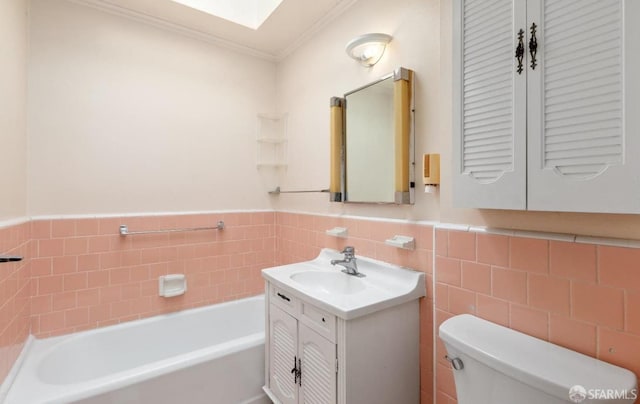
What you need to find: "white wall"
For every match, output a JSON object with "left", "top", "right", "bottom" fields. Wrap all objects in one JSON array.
[
  {"left": 0, "top": 0, "right": 28, "bottom": 221},
  {"left": 274, "top": 0, "right": 442, "bottom": 221},
  {"left": 23, "top": 0, "right": 640, "bottom": 238},
  {"left": 28, "top": 0, "right": 277, "bottom": 216}
]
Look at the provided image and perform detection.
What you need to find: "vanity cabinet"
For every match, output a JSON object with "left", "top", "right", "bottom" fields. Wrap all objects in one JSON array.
[
  {"left": 452, "top": 0, "right": 640, "bottom": 213},
  {"left": 269, "top": 304, "right": 336, "bottom": 404},
  {"left": 263, "top": 282, "right": 420, "bottom": 404}
]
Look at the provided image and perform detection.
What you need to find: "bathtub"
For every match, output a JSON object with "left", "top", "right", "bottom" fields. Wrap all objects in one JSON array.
[{"left": 2, "top": 295, "right": 269, "bottom": 404}]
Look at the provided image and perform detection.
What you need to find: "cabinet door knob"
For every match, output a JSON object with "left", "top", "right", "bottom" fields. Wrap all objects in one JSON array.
[
  {"left": 529, "top": 22, "right": 538, "bottom": 70},
  {"left": 515, "top": 28, "right": 525, "bottom": 75}
]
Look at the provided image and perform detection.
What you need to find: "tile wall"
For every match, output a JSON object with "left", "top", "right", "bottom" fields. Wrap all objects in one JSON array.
[
  {"left": 2, "top": 211, "right": 640, "bottom": 404},
  {"left": 29, "top": 212, "right": 275, "bottom": 337},
  {"left": 0, "top": 222, "right": 30, "bottom": 382},
  {"left": 435, "top": 229, "right": 640, "bottom": 403}
]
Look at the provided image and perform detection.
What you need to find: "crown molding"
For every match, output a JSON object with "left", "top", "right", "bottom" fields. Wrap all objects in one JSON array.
[
  {"left": 275, "top": 0, "right": 359, "bottom": 60},
  {"left": 66, "top": 0, "right": 359, "bottom": 63},
  {"left": 67, "top": 0, "right": 279, "bottom": 61}
]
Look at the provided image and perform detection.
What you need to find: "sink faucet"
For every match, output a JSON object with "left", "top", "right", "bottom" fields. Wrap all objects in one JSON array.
[{"left": 330, "top": 246, "right": 364, "bottom": 277}]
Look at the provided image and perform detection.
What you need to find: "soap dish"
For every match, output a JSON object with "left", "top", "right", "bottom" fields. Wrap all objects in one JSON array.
[
  {"left": 326, "top": 227, "right": 348, "bottom": 238},
  {"left": 159, "top": 274, "right": 187, "bottom": 297},
  {"left": 385, "top": 235, "right": 415, "bottom": 250}
]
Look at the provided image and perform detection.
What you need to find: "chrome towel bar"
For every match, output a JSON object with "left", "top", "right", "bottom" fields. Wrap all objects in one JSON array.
[
  {"left": 269, "top": 186, "right": 329, "bottom": 195},
  {"left": 0, "top": 256, "right": 23, "bottom": 263},
  {"left": 119, "top": 220, "right": 225, "bottom": 236}
]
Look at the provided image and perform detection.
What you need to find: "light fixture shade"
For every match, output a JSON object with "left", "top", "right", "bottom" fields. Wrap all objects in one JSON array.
[{"left": 345, "top": 33, "right": 392, "bottom": 67}]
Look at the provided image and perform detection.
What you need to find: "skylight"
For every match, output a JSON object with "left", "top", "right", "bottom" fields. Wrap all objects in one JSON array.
[{"left": 169, "top": 0, "right": 284, "bottom": 29}]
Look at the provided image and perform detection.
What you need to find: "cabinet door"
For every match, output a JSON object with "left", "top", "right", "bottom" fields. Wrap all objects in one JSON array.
[
  {"left": 453, "top": 0, "right": 528, "bottom": 209},
  {"left": 269, "top": 304, "right": 299, "bottom": 404},
  {"left": 298, "top": 323, "right": 336, "bottom": 404},
  {"left": 527, "top": 0, "right": 640, "bottom": 213}
]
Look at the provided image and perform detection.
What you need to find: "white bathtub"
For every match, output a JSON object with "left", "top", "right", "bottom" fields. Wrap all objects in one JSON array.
[{"left": 3, "top": 295, "right": 269, "bottom": 404}]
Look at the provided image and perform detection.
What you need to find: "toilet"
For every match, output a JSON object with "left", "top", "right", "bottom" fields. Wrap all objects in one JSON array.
[{"left": 439, "top": 314, "right": 638, "bottom": 403}]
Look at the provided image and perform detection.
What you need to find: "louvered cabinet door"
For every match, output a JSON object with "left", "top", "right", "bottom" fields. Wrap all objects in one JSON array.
[
  {"left": 527, "top": 0, "right": 640, "bottom": 213},
  {"left": 269, "top": 304, "right": 299, "bottom": 404},
  {"left": 299, "top": 323, "right": 336, "bottom": 404},
  {"left": 453, "top": 0, "right": 528, "bottom": 209}
]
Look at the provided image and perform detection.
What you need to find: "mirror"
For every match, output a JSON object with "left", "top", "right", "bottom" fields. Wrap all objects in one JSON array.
[{"left": 329, "top": 67, "right": 415, "bottom": 204}]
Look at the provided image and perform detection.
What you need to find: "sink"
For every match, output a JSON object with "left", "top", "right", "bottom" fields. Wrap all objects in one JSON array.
[
  {"left": 262, "top": 248, "right": 426, "bottom": 319},
  {"left": 290, "top": 271, "right": 366, "bottom": 295}
]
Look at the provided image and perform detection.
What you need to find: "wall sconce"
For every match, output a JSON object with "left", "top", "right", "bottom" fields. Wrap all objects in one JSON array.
[{"left": 345, "top": 33, "right": 392, "bottom": 67}]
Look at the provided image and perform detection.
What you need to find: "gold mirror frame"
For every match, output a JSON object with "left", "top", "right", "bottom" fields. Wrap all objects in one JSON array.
[{"left": 329, "top": 67, "right": 415, "bottom": 204}]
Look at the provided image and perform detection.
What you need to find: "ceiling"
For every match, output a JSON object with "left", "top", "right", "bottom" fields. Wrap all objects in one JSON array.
[{"left": 73, "top": 0, "right": 359, "bottom": 60}]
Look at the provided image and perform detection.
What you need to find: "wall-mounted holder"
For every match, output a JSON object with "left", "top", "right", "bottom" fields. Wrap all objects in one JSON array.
[
  {"left": 269, "top": 187, "right": 330, "bottom": 195},
  {"left": 120, "top": 221, "right": 224, "bottom": 236},
  {"left": 385, "top": 235, "right": 415, "bottom": 250},
  {"left": 326, "top": 227, "right": 348, "bottom": 238},
  {"left": 0, "top": 256, "right": 23, "bottom": 263},
  {"left": 423, "top": 153, "right": 441, "bottom": 194},
  {"left": 159, "top": 274, "right": 187, "bottom": 297}
]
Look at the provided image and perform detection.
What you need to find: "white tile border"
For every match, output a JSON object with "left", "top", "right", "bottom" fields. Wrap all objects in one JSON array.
[
  {"left": 276, "top": 209, "right": 439, "bottom": 227},
  {"left": 575, "top": 236, "right": 640, "bottom": 249},
  {"left": 512, "top": 230, "right": 576, "bottom": 243},
  {"left": 436, "top": 222, "right": 640, "bottom": 249},
  {"left": 3, "top": 210, "right": 640, "bottom": 249},
  {"left": 0, "top": 217, "right": 30, "bottom": 230},
  {"left": 30, "top": 209, "right": 274, "bottom": 221}
]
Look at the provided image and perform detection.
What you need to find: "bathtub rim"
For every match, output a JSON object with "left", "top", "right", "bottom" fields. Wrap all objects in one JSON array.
[
  {"left": 4, "top": 294, "right": 265, "bottom": 404},
  {"left": 0, "top": 334, "right": 35, "bottom": 403},
  {"left": 37, "top": 293, "right": 265, "bottom": 384}
]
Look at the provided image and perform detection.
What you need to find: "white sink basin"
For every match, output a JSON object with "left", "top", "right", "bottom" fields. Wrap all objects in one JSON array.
[
  {"left": 262, "top": 249, "right": 426, "bottom": 319},
  {"left": 290, "top": 271, "right": 366, "bottom": 295}
]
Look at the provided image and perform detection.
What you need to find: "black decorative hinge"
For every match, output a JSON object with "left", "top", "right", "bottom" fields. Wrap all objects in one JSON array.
[
  {"left": 529, "top": 22, "right": 538, "bottom": 70},
  {"left": 515, "top": 29, "right": 525, "bottom": 75}
]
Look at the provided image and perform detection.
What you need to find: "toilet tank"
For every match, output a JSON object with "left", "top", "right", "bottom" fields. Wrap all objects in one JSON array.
[{"left": 439, "top": 315, "right": 638, "bottom": 404}]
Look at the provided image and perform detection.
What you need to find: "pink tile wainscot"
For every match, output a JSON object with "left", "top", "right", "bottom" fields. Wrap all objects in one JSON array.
[
  {"left": 0, "top": 222, "right": 31, "bottom": 382},
  {"left": 435, "top": 229, "right": 640, "bottom": 404},
  {"left": 29, "top": 212, "right": 275, "bottom": 338}
]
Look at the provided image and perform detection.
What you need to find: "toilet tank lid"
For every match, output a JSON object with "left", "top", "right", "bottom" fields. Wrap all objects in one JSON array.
[{"left": 439, "top": 315, "right": 637, "bottom": 401}]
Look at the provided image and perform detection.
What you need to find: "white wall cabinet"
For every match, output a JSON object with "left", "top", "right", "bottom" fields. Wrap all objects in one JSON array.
[
  {"left": 453, "top": 0, "right": 640, "bottom": 213},
  {"left": 263, "top": 283, "right": 420, "bottom": 404}
]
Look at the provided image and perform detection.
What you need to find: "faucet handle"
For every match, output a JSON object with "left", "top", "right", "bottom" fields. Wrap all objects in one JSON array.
[{"left": 341, "top": 246, "right": 355, "bottom": 256}]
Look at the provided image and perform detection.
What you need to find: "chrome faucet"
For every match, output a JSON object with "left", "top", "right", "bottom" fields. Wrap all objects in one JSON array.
[{"left": 330, "top": 246, "right": 364, "bottom": 277}]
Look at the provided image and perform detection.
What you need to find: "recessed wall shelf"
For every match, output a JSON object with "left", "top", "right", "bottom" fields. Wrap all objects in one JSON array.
[
  {"left": 257, "top": 113, "right": 288, "bottom": 168},
  {"left": 385, "top": 235, "right": 415, "bottom": 250}
]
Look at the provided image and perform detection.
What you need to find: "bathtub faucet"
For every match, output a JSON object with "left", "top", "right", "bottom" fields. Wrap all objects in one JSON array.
[{"left": 330, "top": 246, "right": 364, "bottom": 277}]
